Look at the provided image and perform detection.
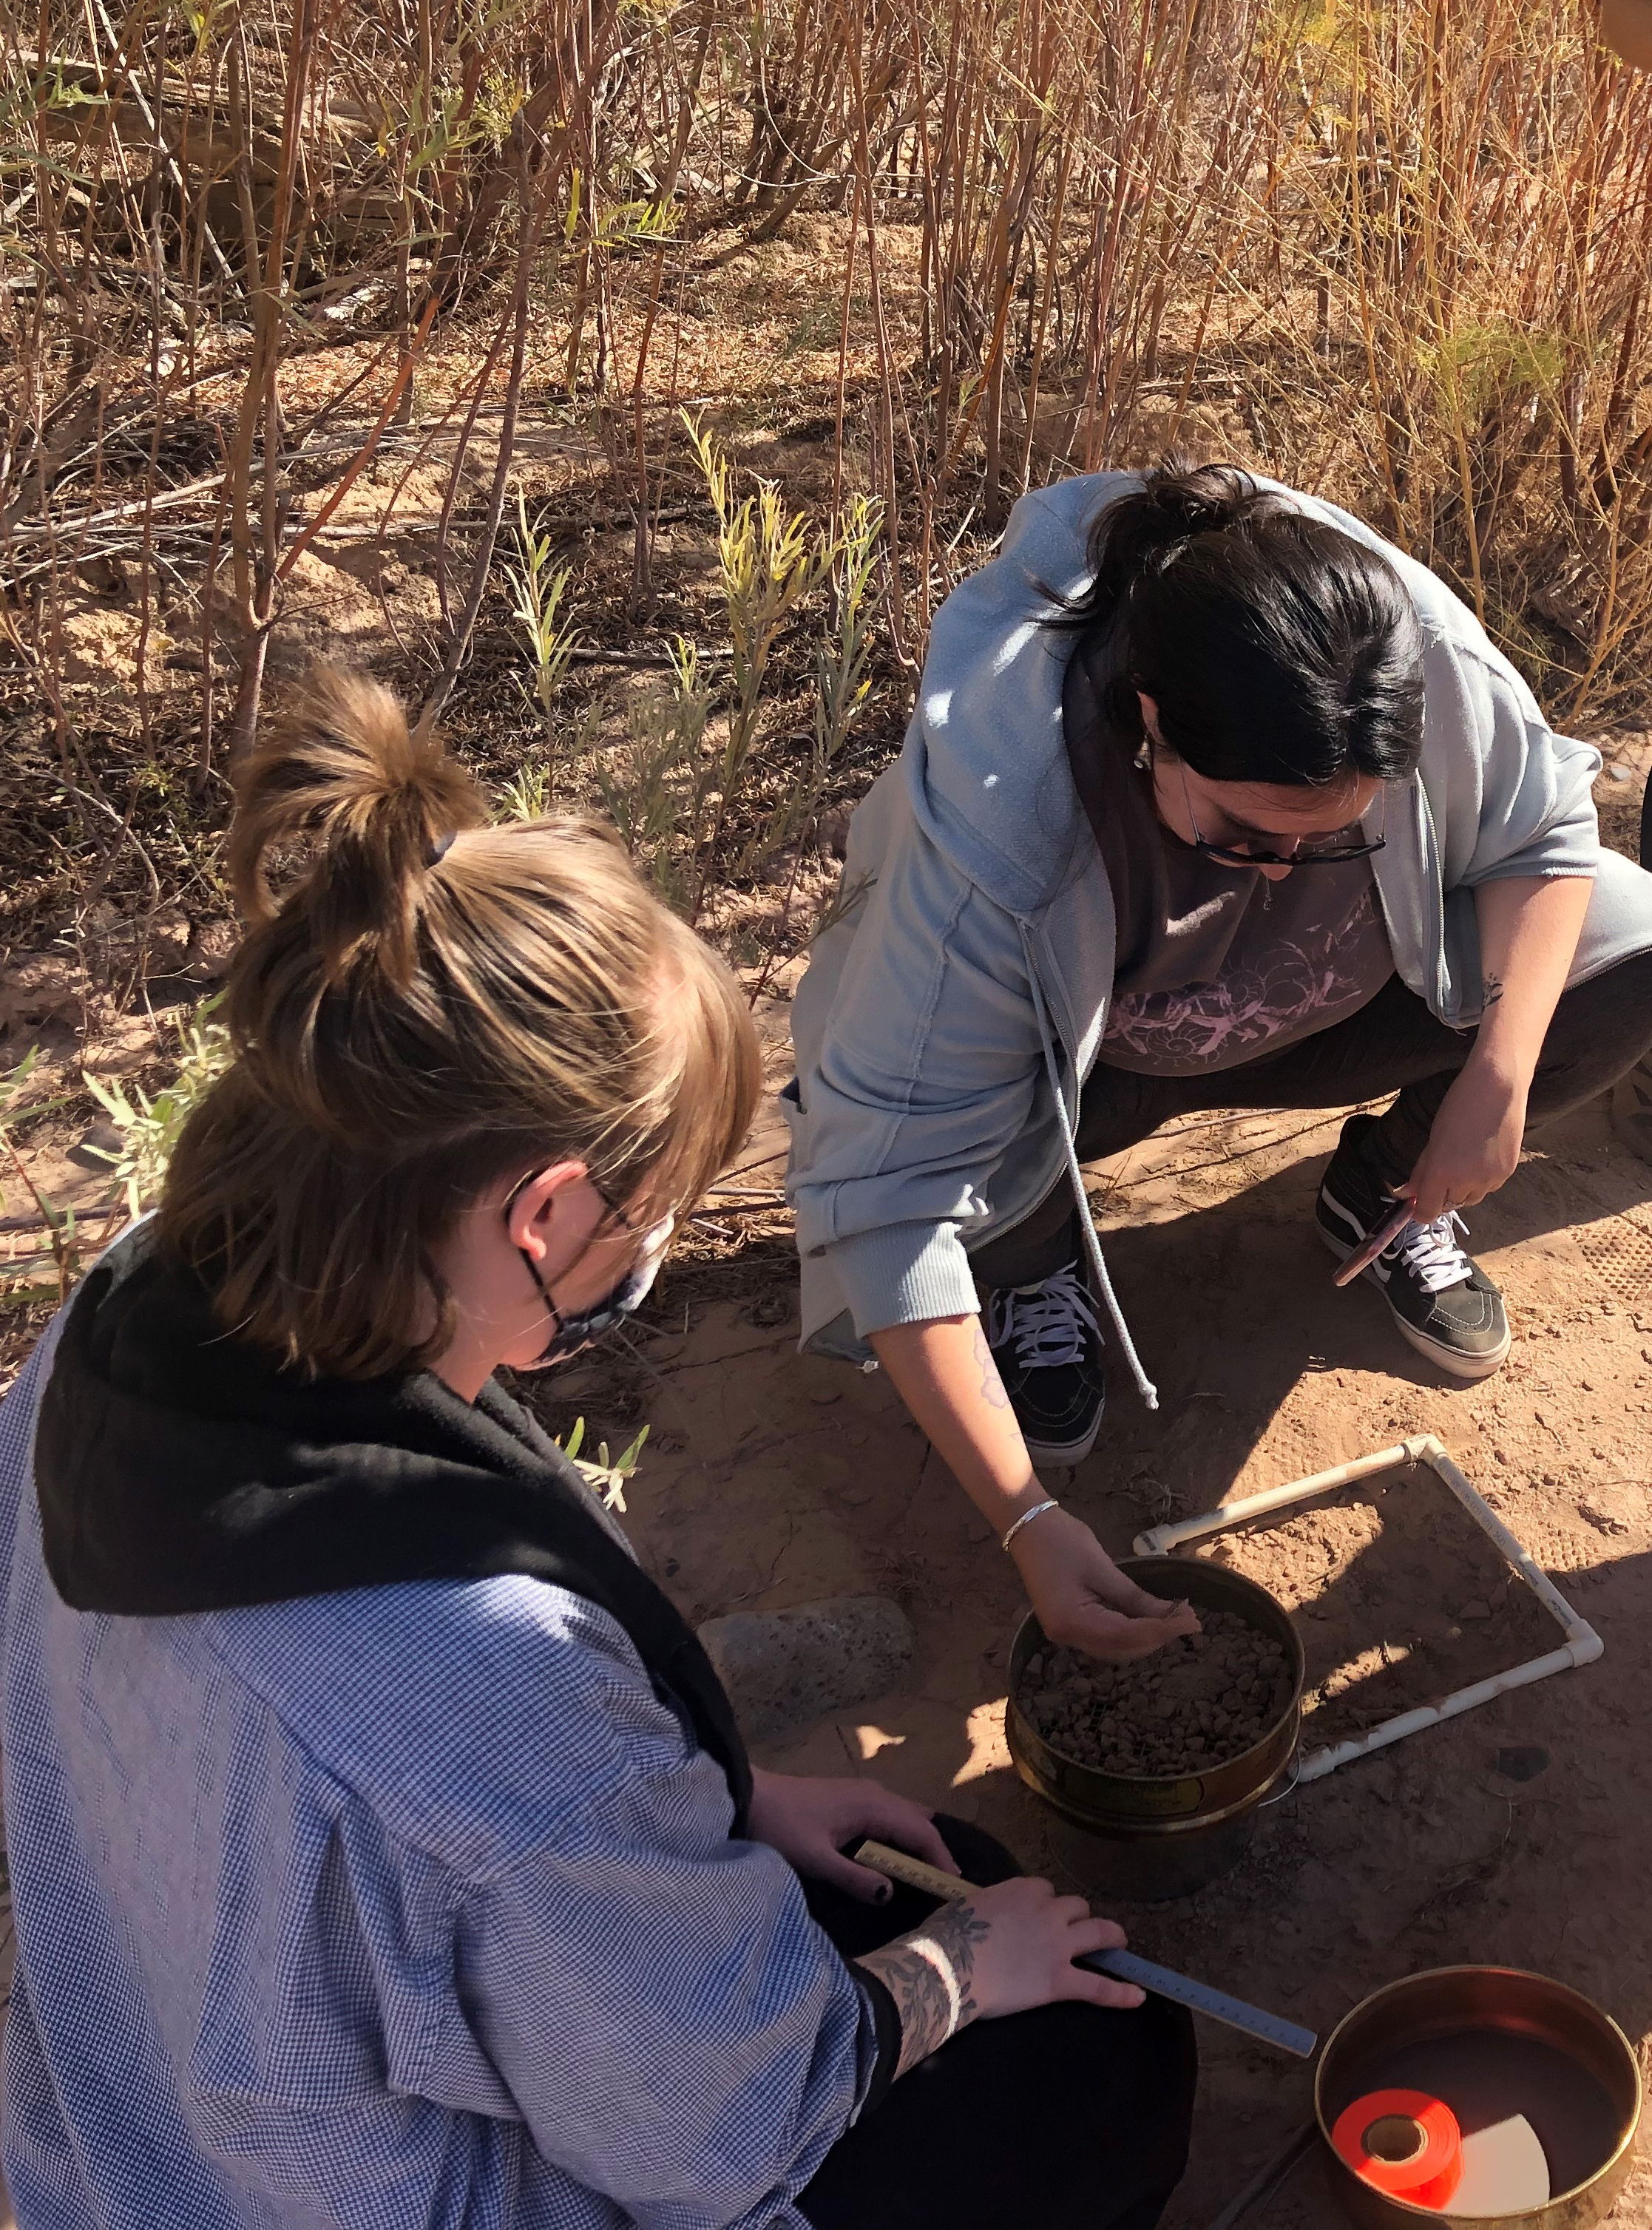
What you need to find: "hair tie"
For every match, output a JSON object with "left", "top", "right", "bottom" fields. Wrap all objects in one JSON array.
[{"left": 428, "top": 832, "right": 456, "bottom": 865}]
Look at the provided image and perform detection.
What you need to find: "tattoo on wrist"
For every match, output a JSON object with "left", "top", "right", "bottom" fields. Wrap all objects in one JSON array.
[
  {"left": 972, "top": 1323, "right": 1009, "bottom": 1411},
  {"left": 856, "top": 1901, "right": 989, "bottom": 2076},
  {"left": 1481, "top": 974, "right": 1505, "bottom": 1009}
]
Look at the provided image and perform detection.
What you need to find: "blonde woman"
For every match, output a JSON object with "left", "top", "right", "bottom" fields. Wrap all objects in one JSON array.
[{"left": 0, "top": 668, "right": 1194, "bottom": 2230}]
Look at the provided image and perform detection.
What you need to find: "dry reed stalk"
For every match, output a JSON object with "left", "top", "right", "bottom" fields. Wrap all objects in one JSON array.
[{"left": 5, "top": 0, "right": 1652, "bottom": 996}]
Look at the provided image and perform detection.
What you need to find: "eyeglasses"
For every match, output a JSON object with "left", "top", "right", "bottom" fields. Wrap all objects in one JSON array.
[{"left": 1168, "top": 753, "right": 1387, "bottom": 870}]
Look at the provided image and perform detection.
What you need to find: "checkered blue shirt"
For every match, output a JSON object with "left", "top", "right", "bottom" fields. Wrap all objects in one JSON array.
[{"left": 0, "top": 1321, "right": 876, "bottom": 2228}]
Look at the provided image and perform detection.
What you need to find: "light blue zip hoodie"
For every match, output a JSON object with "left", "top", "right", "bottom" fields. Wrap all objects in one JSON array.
[{"left": 785, "top": 470, "right": 1652, "bottom": 1398}]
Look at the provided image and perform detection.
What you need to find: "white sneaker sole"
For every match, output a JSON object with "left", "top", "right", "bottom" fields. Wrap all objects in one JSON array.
[{"left": 1316, "top": 1216, "right": 1511, "bottom": 1381}]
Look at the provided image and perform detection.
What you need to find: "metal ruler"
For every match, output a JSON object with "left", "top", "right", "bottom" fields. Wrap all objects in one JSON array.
[{"left": 854, "top": 1840, "right": 1318, "bottom": 2061}]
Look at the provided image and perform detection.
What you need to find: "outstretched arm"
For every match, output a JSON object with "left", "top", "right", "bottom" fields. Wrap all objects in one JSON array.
[
  {"left": 1405, "top": 873, "right": 1594, "bottom": 1223},
  {"left": 869, "top": 1313, "right": 1198, "bottom": 1661}
]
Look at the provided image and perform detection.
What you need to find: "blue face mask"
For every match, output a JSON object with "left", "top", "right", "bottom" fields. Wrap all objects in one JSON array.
[{"left": 504, "top": 1173, "right": 674, "bottom": 1371}]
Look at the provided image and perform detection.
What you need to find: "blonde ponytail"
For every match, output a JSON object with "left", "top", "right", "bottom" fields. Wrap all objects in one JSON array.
[
  {"left": 229, "top": 664, "right": 487, "bottom": 990},
  {"left": 160, "top": 664, "right": 760, "bottom": 1378}
]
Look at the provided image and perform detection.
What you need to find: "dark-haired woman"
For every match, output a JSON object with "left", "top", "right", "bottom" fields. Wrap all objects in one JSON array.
[
  {"left": 0, "top": 668, "right": 1194, "bottom": 2230},
  {"left": 786, "top": 464, "right": 1652, "bottom": 1662}
]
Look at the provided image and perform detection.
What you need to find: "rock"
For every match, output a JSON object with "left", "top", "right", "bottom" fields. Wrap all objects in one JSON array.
[
  {"left": 697, "top": 1595, "right": 915, "bottom": 1746},
  {"left": 1458, "top": 1599, "right": 1492, "bottom": 1620},
  {"left": 85, "top": 906, "right": 193, "bottom": 980},
  {"left": 0, "top": 952, "right": 81, "bottom": 1031},
  {"left": 66, "top": 1118, "right": 123, "bottom": 1171},
  {"left": 180, "top": 919, "right": 237, "bottom": 983},
  {"left": 1580, "top": 1501, "right": 1630, "bottom": 1536}
]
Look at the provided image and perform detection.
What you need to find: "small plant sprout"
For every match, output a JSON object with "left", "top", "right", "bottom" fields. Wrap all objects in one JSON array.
[
  {"left": 506, "top": 490, "right": 581, "bottom": 772},
  {"left": 0, "top": 1048, "right": 78, "bottom": 1304},
  {"left": 814, "top": 494, "right": 884, "bottom": 775},
  {"left": 748, "top": 492, "right": 884, "bottom": 872},
  {"left": 555, "top": 1416, "right": 650, "bottom": 1513},
  {"left": 83, "top": 997, "right": 236, "bottom": 1220},
  {"left": 681, "top": 415, "right": 836, "bottom": 914},
  {"left": 595, "top": 636, "right": 712, "bottom": 907},
  {"left": 499, "top": 760, "right": 554, "bottom": 822}
]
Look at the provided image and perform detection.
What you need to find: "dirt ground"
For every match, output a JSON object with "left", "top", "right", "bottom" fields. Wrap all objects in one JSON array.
[{"left": 603, "top": 777, "right": 1652, "bottom": 2228}]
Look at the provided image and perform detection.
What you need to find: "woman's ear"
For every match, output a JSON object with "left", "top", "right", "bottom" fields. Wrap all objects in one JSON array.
[
  {"left": 1137, "top": 691, "right": 1163, "bottom": 742},
  {"left": 504, "top": 1163, "right": 589, "bottom": 1264}
]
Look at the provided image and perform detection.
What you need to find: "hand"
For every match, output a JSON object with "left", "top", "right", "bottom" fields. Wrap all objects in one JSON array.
[
  {"left": 746, "top": 1770, "right": 960, "bottom": 1903},
  {"left": 1404, "top": 1060, "right": 1528, "bottom": 1226},
  {"left": 855, "top": 1874, "right": 1142, "bottom": 2077},
  {"left": 963, "top": 1874, "right": 1142, "bottom": 2021},
  {"left": 1009, "top": 1506, "right": 1199, "bottom": 1661}
]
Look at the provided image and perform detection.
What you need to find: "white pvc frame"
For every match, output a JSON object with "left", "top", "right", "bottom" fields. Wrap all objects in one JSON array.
[{"left": 1131, "top": 1434, "right": 1602, "bottom": 1786}]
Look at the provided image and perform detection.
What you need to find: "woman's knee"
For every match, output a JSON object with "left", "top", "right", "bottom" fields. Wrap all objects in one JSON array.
[
  {"left": 1035, "top": 1990, "right": 1197, "bottom": 2138},
  {"left": 800, "top": 1993, "right": 1196, "bottom": 2230},
  {"left": 1548, "top": 942, "right": 1652, "bottom": 1085},
  {"left": 953, "top": 1993, "right": 1197, "bottom": 2220}
]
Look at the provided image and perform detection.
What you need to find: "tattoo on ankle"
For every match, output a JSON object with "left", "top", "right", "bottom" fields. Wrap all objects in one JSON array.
[
  {"left": 973, "top": 1322, "right": 1009, "bottom": 1410},
  {"left": 1482, "top": 974, "right": 1505, "bottom": 1008},
  {"left": 855, "top": 1900, "right": 991, "bottom": 2076}
]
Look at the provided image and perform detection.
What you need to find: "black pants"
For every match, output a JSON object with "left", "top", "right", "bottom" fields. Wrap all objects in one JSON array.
[
  {"left": 797, "top": 1819, "right": 1196, "bottom": 2230},
  {"left": 974, "top": 949, "right": 1652, "bottom": 1289}
]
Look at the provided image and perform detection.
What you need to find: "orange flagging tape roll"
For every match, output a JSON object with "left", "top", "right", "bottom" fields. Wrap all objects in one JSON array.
[{"left": 1331, "top": 2089, "right": 1463, "bottom": 2211}]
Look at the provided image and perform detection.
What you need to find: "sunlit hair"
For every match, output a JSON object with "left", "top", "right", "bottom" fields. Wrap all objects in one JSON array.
[
  {"left": 1051, "top": 458, "right": 1426, "bottom": 790},
  {"left": 160, "top": 664, "right": 760, "bottom": 1377}
]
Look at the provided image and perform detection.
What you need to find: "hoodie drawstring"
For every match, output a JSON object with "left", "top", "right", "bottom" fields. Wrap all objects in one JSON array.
[{"left": 1019, "top": 923, "right": 1160, "bottom": 1411}]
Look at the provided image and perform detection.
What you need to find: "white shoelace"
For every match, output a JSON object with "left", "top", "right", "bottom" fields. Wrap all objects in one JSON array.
[
  {"left": 989, "top": 1263, "right": 1102, "bottom": 1369},
  {"left": 1388, "top": 1208, "right": 1474, "bottom": 1294}
]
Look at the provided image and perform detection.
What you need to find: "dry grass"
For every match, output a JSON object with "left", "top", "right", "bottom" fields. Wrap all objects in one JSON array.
[{"left": 0, "top": 0, "right": 1650, "bottom": 1313}]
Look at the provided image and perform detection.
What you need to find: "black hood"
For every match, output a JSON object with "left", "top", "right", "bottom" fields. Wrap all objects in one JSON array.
[{"left": 33, "top": 1239, "right": 751, "bottom": 1827}]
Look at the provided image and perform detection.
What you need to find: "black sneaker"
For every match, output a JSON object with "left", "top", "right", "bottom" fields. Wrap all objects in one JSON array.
[
  {"left": 985, "top": 1260, "right": 1106, "bottom": 1465},
  {"left": 1317, "top": 1113, "right": 1511, "bottom": 1380}
]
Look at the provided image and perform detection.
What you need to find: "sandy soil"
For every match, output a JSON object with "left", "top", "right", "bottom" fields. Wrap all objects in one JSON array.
[{"left": 612, "top": 944, "right": 1652, "bottom": 2226}]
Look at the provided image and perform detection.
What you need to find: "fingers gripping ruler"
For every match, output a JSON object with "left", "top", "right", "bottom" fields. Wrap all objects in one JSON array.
[{"left": 853, "top": 1840, "right": 1317, "bottom": 2058}]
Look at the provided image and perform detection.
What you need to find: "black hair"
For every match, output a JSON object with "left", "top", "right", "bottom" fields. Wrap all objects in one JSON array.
[{"left": 1053, "top": 461, "right": 1425, "bottom": 788}]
